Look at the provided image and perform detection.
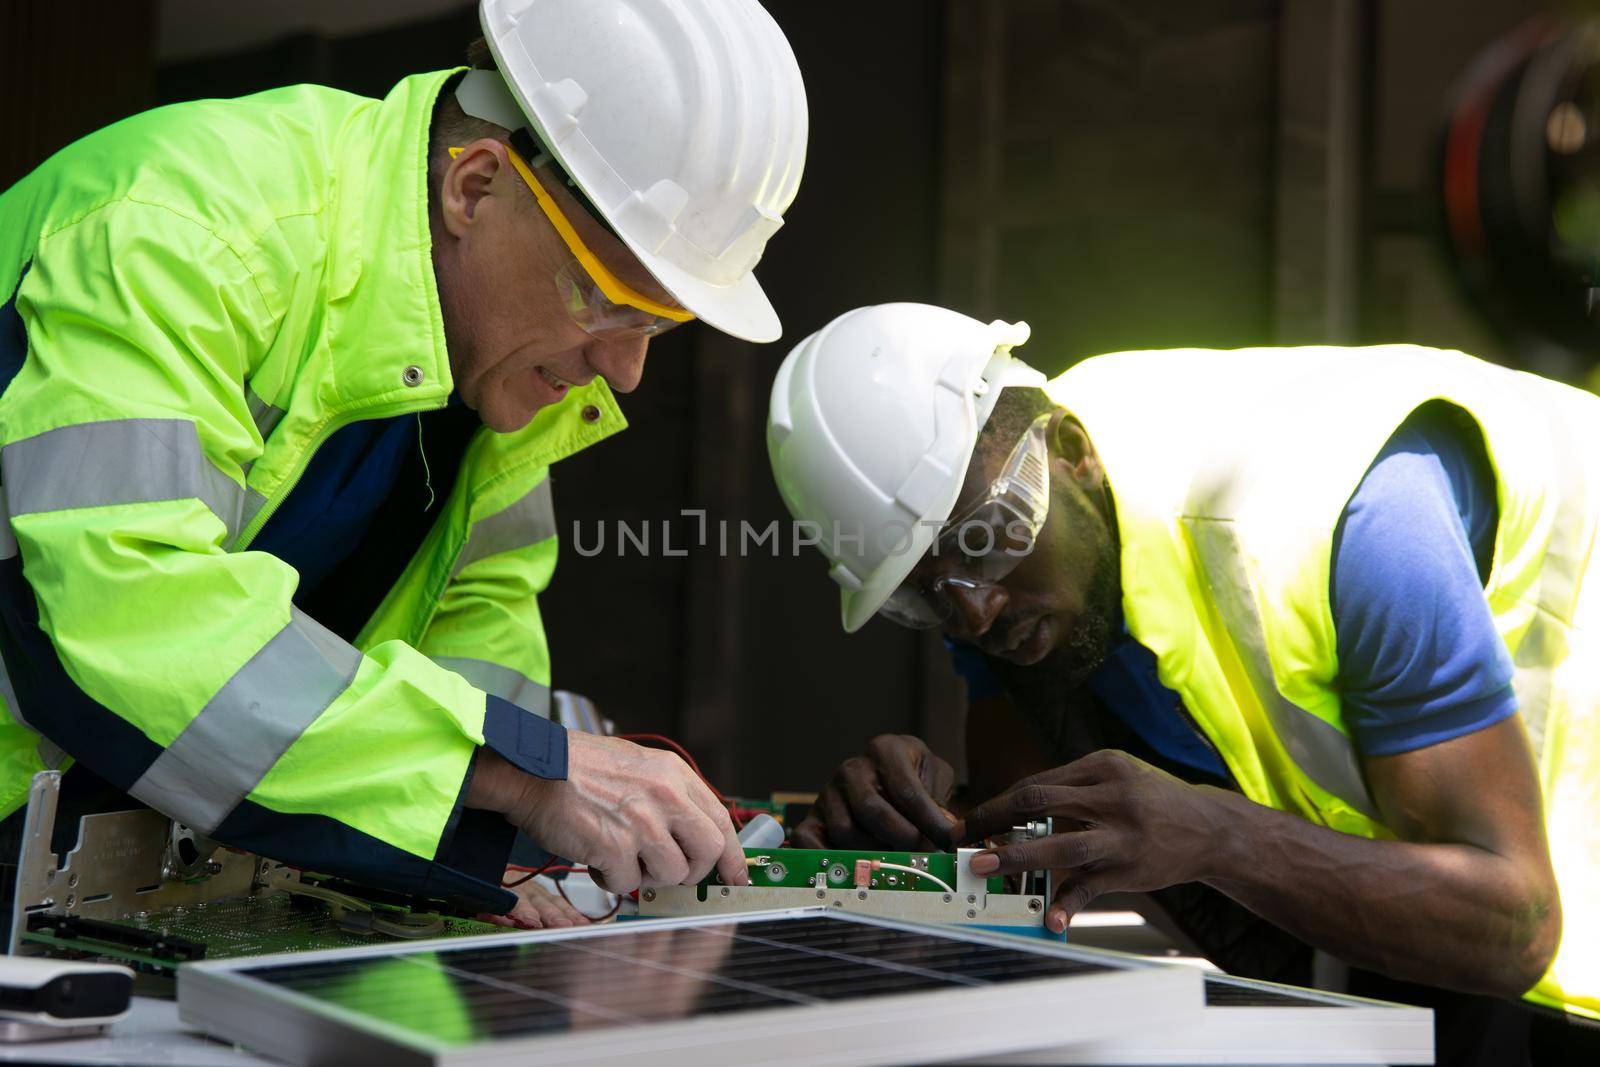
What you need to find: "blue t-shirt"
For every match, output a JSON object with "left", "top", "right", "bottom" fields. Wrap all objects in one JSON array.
[{"left": 950, "top": 408, "right": 1518, "bottom": 776}]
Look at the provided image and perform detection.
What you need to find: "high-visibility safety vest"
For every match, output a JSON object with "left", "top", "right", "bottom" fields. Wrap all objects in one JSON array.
[
  {"left": 0, "top": 70, "right": 626, "bottom": 912},
  {"left": 1047, "top": 344, "right": 1599, "bottom": 1018}
]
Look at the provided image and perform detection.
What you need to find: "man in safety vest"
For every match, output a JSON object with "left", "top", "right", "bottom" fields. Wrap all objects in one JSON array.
[
  {"left": 0, "top": 0, "right": 805, "bottom": 929},
  {"left": 766, "top": 303, "right": 1598, "bottom": 1056}
]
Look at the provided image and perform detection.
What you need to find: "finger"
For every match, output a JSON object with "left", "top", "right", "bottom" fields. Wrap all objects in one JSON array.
[
  {"left": 958, "top": 783, "right": 1099, "bottom": 844},
  {"left": 590, "top": 855, "right": 643, "bottom": 896},
  {"left": 668, "top": 778, "right": 748, "bottom": 888},
  {"left": 672, "top": 808, "right": 731, "bottom": 886},
  {"left": 819, "top": 783, "right": 874, "bottom": 849},
  {"left": 476, "top": 911, "right": 519, "bottom": 929},
  {"left": 790, "top": 814, "right": 828, "bottom": 850},
  {"left": 504, "top": 898, "right": 544, "bottom": 929},
  {"left": 875, "top": 745, "right": 958, "bottom": 849},
  {"left": 1045, "top": 874, "right": 1109, "bottom": 935},
  {"left": 533, "top": 887, "right": 586, "bottom": 927},
  {"left": 968, "top": 830, "right": 1111, "bottom": 878},
  {"left": 841, "top": 765, "right": 924, "bottom": 850},
  {"left": 637, "top": 824, "right": 692, "bottom": 888}
]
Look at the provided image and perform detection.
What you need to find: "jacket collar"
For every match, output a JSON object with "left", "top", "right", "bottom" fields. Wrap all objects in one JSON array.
[{"left": 323, "top": 69, "right": 459, "bottom": 415}]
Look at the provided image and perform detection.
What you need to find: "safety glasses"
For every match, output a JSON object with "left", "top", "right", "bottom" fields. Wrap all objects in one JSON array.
[
  {"left": 448, "top": 143, "right": 694, "bottom": 339},
  {"left": 879, "top": 413, "right": 1053, "bottom": 629}
]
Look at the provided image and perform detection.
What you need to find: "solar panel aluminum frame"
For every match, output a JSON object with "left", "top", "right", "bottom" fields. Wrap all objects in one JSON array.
[
  {"left": 985, "top": 972, "right": 1435, "bottom": 1066},
  {"left": 176, "top": 908, "right": 1203, "bottom": 1067}
]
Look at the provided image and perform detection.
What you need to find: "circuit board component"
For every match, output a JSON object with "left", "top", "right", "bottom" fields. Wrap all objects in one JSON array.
[{"left": 719, "top": 847, "right": 1006, "bottom": 894}]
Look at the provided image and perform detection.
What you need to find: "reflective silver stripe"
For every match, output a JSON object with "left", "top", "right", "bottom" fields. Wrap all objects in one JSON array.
[
  {"left": 0, "top": 490, "right": 15, "bottom": 561},
  {"left": 1183, "top": 517, "right": 1380, "bottom": 819},
  {"left": 1, "top": 419, "right": 247, "bottom": 538},
  {"left": 245, "top": 386, "right": 285, "bottom": 441},
  {"left": 229, "top": 487, "right": 270, "bottom": 552},
  {"left": 432, "top": 655, "right": 551, "bottom": 719},
  {"left": 451, "top": 478, "right": 556, "bottom": 578},
  {"left": 129, "top": 609, "right": 362, "bottom": 833}
]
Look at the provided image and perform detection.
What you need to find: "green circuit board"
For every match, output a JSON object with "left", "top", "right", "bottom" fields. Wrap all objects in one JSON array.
[
  {"left": 23, "top": 893, "right": 504, "bottom": 976},
  {"left": 712, "top": 847, "right": 1004, "bottom": 894}
]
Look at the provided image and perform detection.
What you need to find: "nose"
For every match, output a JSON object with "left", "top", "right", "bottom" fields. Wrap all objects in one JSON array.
[
  {"left": 943, "top": 581, "right": 1007, "bottom": 641},
  {"left": 585, "top": 335, "right": 650, "bottom": 394}
]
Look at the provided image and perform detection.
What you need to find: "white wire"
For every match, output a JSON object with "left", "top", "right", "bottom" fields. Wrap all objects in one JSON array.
[{"left": 873, "top": 862, "right": 956, "bottom": 895}]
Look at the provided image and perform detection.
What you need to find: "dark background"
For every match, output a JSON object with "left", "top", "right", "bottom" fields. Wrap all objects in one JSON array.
[{"left": 0, "top": 0, "right": 1555, "bottom": 795}]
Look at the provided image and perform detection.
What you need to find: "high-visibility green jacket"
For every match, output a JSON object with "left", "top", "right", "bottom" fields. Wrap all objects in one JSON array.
[
  {"left": 1048, "top": 344, "right": 1599, "bottom": 1018},
  {"left": 0, "top": 70, "right": 626, "bottom": 912}
]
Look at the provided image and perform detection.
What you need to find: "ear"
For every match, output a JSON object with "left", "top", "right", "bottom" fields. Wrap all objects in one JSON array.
[
  {"left": 1049, "top": 413, "right": 1105, "bottom": 492},
  {"left": 438, "top": 138, "right": 510, "bottom": 239}
]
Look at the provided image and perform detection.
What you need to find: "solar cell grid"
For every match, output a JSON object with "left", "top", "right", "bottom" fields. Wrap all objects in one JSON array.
[{"left": 243, "top": 914, "right": 1114, "bottom": 1044}]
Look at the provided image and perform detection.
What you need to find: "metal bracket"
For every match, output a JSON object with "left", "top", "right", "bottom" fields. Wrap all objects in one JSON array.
[
  {"left": 8, "top": 772, "right": 276, "bottom": 954},
  {"left": 637, "top": 883, "right": 1045, "bottom": 927}
]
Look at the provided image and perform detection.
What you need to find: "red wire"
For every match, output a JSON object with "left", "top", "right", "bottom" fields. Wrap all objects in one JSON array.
[
  {"left": 618, "top": 732, "right": 746, "bottom": 830},
  {"left": 554, "top": 875, "right": 623, "bottom": 921},
  {"left": 503, "top": 855, "right": 562, "bottom": 888}
]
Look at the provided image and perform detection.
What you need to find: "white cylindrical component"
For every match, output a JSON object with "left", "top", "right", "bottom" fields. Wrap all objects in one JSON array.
[{"left": 736, "top": 813, "right": 785, "bottom": 850}]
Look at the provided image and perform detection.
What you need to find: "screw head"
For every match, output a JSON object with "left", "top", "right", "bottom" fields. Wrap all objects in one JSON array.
[
  {"left": 942, "top": 893, "right": 952, "bottom": 903},
  {"left": 640, "top": 888, "right": 656, "bottom": 902},
  {"left": 815, "top": 889, "right": 826, "bottom": 899},
  {"left": 65, "top": 894, "right": 75, "bottom": 909},
  {"left": 966, "top": 894, "right": 977, "bottom": 904},
  {"left": 719, "top": 886, "right": 731, "bottom": 897},
  {"left": 856, "top": 889, "right": 868, "bottom": 900},
  {"left": 966, "top": 908, "right": 977, "bottom": 919},
  {"left": 207, "top": 860, "right": 223, "bottom": 875},
  {"left": 1027, "top": 898, "right": 1044, "bottom": 913}
]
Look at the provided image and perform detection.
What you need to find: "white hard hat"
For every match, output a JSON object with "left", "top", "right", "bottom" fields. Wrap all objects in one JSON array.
[
  {"left": 470, "top": 0, "right": 808, "bottom": 343},
  {"left": 767, "top": 303, "right": 1044, "bottom": 632}
]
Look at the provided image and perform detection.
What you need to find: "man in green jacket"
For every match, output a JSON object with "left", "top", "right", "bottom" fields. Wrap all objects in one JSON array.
[{"left": 0, "top": 0, "right": 807, "bottom": 925}]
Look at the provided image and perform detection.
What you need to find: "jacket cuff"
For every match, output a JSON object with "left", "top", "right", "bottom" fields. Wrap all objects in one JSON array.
[{"left": 482, "top": 694, "right": 569, "bottom": 779}]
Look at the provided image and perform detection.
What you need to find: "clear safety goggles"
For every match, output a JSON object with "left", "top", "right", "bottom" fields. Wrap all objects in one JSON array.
[
  {"left": 879, "top": 413, "right": 1053, "bottom": 630},
  {"left": 449, "top": 142, "right": 695, "bottom": 340}
]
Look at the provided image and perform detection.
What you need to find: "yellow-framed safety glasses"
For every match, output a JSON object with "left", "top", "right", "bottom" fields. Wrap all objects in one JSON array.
[{"left": 449, "top": 143, "right": 694, "bottom": 339}]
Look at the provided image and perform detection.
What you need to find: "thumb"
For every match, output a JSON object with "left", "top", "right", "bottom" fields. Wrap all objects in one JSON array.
[{"left": 1044, "top": 875, "right": 1107, "bottom": 935}]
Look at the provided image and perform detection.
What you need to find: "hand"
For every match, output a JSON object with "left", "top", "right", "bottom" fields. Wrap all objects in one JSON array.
[
  {"left": 958, "top": 749, "right": 1225, "bottom": 934},
  {"left": 473, "top": 735, "right": 749, "bottom": 894},
  {"left": 479, "top": 873, "right": 590, "bottom": 930},
  {"left": 791, "top": 734, "right": 958, "bottom": 851}
]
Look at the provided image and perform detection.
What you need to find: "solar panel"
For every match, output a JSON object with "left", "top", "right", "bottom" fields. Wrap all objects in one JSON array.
[{"left": 177, "top": 908, "right": 1202, "bottom": 1067}]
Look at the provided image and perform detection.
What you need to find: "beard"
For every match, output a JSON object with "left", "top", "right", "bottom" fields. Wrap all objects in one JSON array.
[
  {"left": 986, "top": 542, "right": 1123, "bottom": 757},
  {"left": 1045, "top": 539, "right": 1121, "bottom": 683}
]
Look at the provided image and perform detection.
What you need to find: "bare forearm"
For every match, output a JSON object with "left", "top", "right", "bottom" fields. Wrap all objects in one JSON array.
[{"left": 1199, "top": 789, "right": 1558, "bottom": 997}]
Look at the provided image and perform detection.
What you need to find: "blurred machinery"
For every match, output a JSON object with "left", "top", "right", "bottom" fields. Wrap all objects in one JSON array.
[{"left": 1442, "top": 13, "right": 1600, "bottom": 379}]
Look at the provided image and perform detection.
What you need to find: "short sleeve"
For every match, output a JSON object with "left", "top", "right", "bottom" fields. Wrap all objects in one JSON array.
[{"left": 1331, "top": 411, "right": 1518, "bottom": 757}]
